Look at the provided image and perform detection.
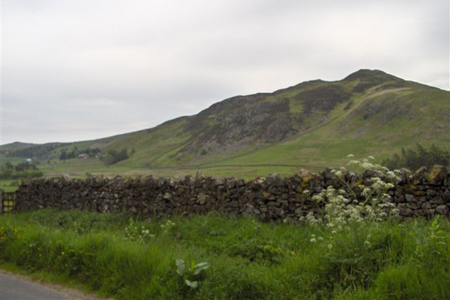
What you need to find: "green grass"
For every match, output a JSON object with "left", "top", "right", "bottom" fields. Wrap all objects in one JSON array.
[
  {"left": 206, "top": 87, "right": 450, "bottom": 169},
  {"left": 0, "top": 156, "right": 24, "bottom": 166},
  {"left": 36, "top": 158, "right": 303, "bottom": 179},
  {"left": 1, "top": 210, "right": 449, "bottom": 299},
  {"left": 0, "top": 180, "right": 20, "bottom": 212},
  {"left": 0, "top": 180, "right": 20, "bottom": 193}
]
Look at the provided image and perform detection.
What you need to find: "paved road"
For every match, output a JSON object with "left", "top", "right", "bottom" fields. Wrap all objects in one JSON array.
[{"left": 0, "top": 272, "right": 70, "bottom": 300}]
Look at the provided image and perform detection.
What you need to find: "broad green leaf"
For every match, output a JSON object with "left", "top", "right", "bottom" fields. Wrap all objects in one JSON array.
[
  {"left": 185, "top": 279, "right": 198, "bottom": 289},
  {"left": 176, "top": 259, "right": 186, "bottom": 275},
  {"left": 194, "top": 262, "right": 210, "bottom": 275}
]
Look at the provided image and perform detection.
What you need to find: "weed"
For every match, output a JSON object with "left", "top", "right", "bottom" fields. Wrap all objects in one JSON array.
[
  {"left": 175, "top": 259, "right": 210, "bottom": 290},
  {"left": 1, "top": 211, "right": 449, "bottom": 299}
]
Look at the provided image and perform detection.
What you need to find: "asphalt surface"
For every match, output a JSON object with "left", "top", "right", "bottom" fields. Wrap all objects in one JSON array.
[{"left": 0, "top": 272, "right": 70, "bottom": 300}]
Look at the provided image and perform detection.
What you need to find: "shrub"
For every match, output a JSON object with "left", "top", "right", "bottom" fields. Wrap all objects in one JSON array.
[
  {"left": 175, "top": 259, "right": 210, "bottom": 290},
  {"left": 302, "top": 155, "right": 399, "bottom": 228},
  {"left": 0, "top": 169, "right": 43, "bottom": 180},
  {"left": 104, "top": 149, "right": 129, "bottom": 166},
  {"left": 382, "top": 143, "right": 450, "bottom": 171}
]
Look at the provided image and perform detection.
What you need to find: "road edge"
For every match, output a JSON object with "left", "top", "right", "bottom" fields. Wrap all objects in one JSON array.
[{"left": 0, "top": 267, "right": 114, "bottom": 300}]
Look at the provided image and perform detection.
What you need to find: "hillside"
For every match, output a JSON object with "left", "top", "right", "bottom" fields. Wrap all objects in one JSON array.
[
  {"left": 0, "top": 142, "right": 69, "bottom": 159},
  {"left": 0, "top": 142, "right": 36, "bottom": 153},
  {"left": 2, "top": 69, "right": 450, "bottom": 176}
]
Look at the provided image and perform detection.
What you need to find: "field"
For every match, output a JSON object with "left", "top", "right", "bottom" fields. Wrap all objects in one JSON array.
[
  {"left": 0, "top": 179, "right": 20, "bottom": 193},
  {"left": 1, "top": 210, "right": 449, "bottom": 300},
  {"left": 35, "top": 158, "right": 304, "bottom": 179}
]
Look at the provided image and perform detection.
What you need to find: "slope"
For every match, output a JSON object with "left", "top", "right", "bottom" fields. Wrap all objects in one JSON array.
[
  {"left": 108, "top": 69, "right": 450, "bottom": 169},
  {"left": 4, "top": 69, "right": 450, "bottom": 176}
]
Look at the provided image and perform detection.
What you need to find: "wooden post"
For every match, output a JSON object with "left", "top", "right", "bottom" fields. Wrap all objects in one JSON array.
[{"left": 0, "top": 189, "right": 3, "bottom": 214}]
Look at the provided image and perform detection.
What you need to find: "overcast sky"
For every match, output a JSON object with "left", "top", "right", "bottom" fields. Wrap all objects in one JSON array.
[{"left": 1, "top": 0, "right": 449, "bottom": 145}]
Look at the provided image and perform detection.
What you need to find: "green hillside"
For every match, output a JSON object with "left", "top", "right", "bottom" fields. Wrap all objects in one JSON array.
[
  {"left": 2, "top": 69, "right": 449, "bottom": 178},
  {"left": 0, "top": 142, "right": 36, "bottom": 153}
]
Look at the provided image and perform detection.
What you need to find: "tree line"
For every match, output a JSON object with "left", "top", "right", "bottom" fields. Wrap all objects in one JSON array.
[
  {"left": 59, "top": 147, "right": 101, "bottom": 160},
  {"left": 382, "top": 143, "right": 449, "bottom": 171},
  {"left": 0, "top": 162, "right": 43, "bottom": 180},
  {"left": 104, "top": 148, "right": 134, "bottom": 166},
  {"left": 58, "top": 147, "right": 134, "bottom": 165},
  {"left": 3, "top": 143, "right": 68, "bottom": 159}
]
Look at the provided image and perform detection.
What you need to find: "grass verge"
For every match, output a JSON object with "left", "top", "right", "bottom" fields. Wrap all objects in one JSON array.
[
  {"left": 0, "top": 179, "right": 20, "bottom": 192},
  {"left": 1, "top": 210, "right": 449, "bottom": 299}
]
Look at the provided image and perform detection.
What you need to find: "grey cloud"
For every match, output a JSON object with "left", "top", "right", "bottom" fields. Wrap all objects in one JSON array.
[{"left": 1, "top": 0, "right": 448, "bottom": 144}]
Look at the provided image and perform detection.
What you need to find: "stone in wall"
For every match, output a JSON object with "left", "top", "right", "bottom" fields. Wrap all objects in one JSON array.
[{"left": 12, "top": 165, "right": 450, "bottom": 221}]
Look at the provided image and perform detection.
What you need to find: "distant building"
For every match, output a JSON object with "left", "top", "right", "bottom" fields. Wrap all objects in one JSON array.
[
  {"left": 79, "top": 154, "right": 89, "bottom": 159},
  {"left": 25, "top": 158, "right": 32, "bottom": 163}
]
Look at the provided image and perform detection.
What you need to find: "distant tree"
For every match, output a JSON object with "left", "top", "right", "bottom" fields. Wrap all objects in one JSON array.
[
  {"left": 14, "top": 162, "right": 37, "bottom": 172},
  {"left": 429, "top": 144, "right": 450, "bottom": 166},
  {"left": 0, "top": 168, "right": 13, "bottom": 179},
  {"left": 104, "top": 148, "right": 129, "bottom": 166},
  {"left": 404, "top": 148, "right": 420, "bottom": 170},
  {"left": 118, "top": 149, "right": 128, "bottom": 160},
  {"left": 3, "top": 162, "right": 14, "bottom": 170},
  {"left": 0, "top": 162, "right": 43, "bottom": 180},
  {"left": 9, "top": 143, "right": 67, "bottom": 159},
  {"left": 382, "top": 143, "right": 450, "bottom": 171},
  {"left": 60, "top": 149, "right": 68, "bottom": 160},
  {"left": 59, "top": 147, "right": 101, "bottom": 160},
  {"left": 84, "top": 148, "right": 101, "bottom": 157}
]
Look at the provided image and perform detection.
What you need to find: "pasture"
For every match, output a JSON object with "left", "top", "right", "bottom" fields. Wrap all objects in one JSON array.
[{"left": 1, "top": 210, "right": 449, "bottom": 300}]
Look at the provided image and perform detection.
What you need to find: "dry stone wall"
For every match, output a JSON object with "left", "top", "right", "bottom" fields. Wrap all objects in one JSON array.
[{"left": 13, "top": 166, "right": 450, "bottom": 221}]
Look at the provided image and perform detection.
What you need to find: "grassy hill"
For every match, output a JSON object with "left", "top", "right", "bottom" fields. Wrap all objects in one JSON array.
[
  {"left": 0, "top": 142, "right": 36, "bottom": 151},
  {"left": 2, "top": 69, "right": 449, "bottom": 178}
]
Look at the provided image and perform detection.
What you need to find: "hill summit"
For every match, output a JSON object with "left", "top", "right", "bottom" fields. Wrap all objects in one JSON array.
[{"left": 2, "top": 69, "right": 450, "bottom": 172}]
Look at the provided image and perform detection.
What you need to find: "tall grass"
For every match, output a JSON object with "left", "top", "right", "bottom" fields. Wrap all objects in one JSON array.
[{"left": 1, "top": 210, "right": 449, "bottom": 299}]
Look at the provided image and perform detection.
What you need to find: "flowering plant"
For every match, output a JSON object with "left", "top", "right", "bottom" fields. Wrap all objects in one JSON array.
[{"left": 302, "top": 155, "right": 400, "bottom": 229}]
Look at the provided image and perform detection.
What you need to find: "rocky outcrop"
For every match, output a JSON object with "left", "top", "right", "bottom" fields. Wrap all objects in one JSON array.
[
  {"left": 184, "top": 96, "right": 293, "bottom": 155},
  {"left": 13, "top": 166, "right": 450, "bottom": 221}
]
